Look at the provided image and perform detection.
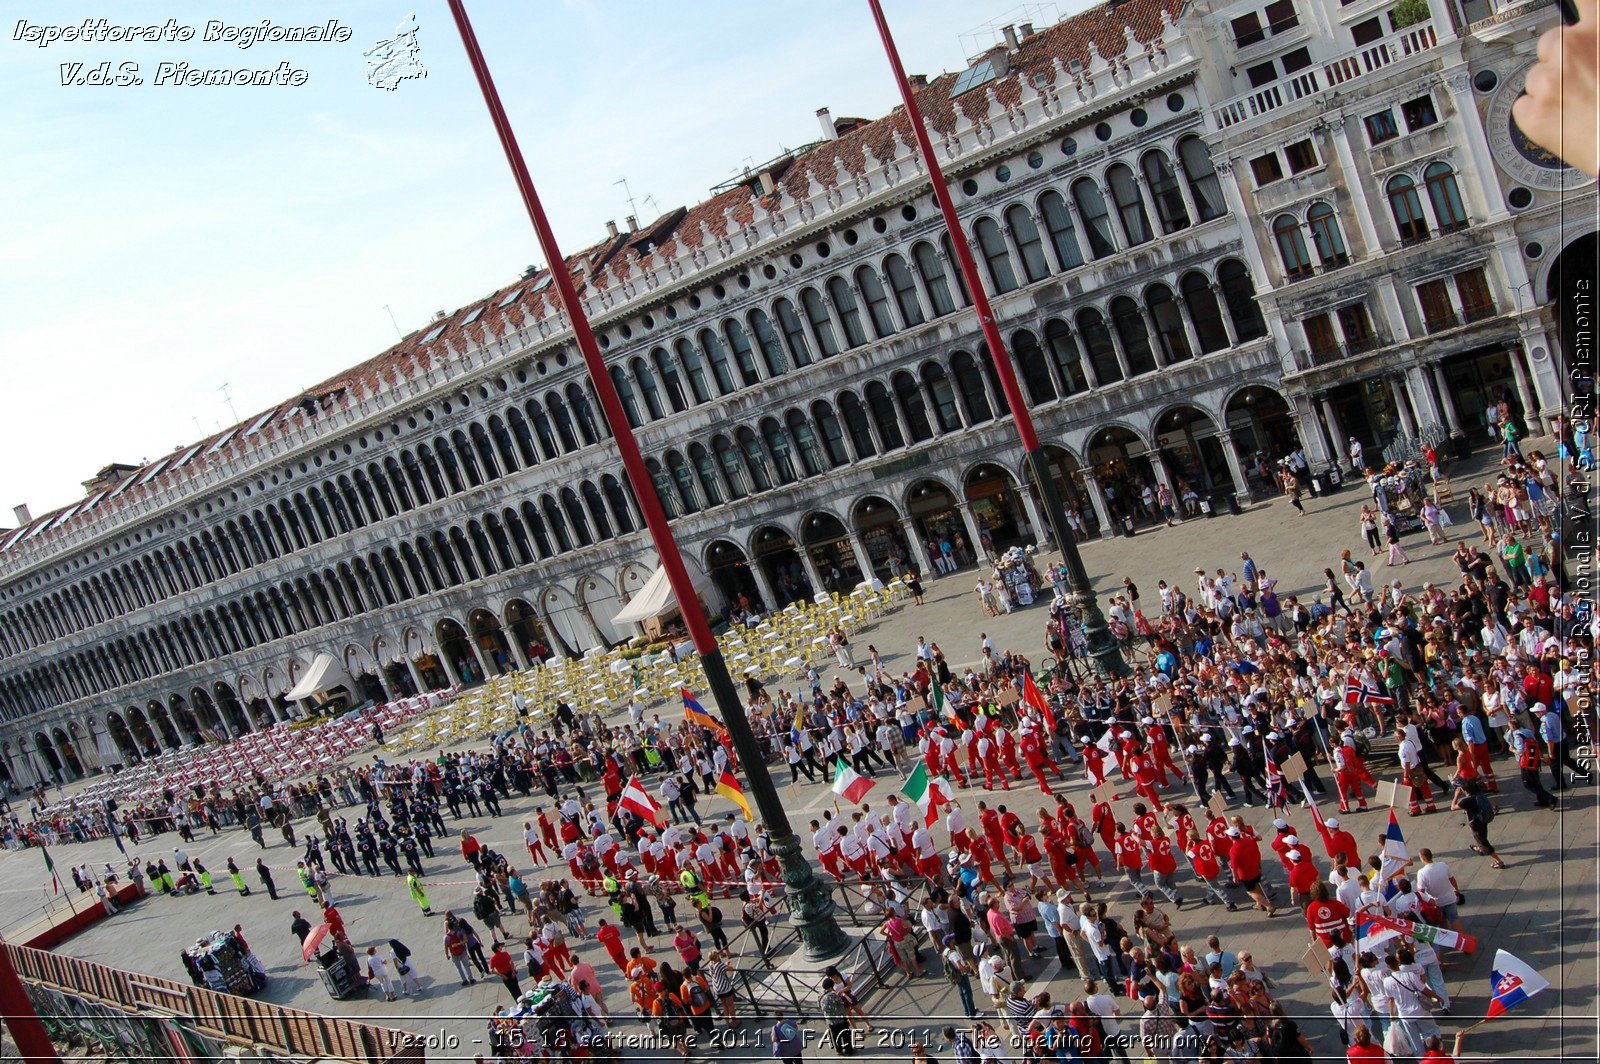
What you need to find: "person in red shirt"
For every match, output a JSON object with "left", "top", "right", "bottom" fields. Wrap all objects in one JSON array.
[
  {"left": 1144, "top": 828, "right": 1186, "bottom": 907},
  {"left": 1419, "top": 1031, "right": 1467, "bottom": 1062},
  {"left": 1132, "top": 753, "right": 1166, "bottom": 811},
  {"left": 1226, "top": 828, "right": 1276, "bottom": 916},
  {"left": 1304, "top": 882, "right": 1350, "bottom": 947},
  {"left": 1268, "top": 820, "right": 1298, "bottom": 871},
  {"left": 595, "top": 918, "right": 627, "bottom": 971},
  {"left": 1081, "top": 741, "right": 1109, "bottom": 790},
  {"left": 1316, "top": 816, "right": 1361, "bottom": 868},
  {"left": 460, "top": 830, "right": 482, "bottom": 870},
  {"left": 1521, "top": 664, "right": 1554, "bottom": 709},
  {"left": 977, "top": 802, "right": 1014, "bottom": 876},
  {"left": 1014, "top": 828, "right": 1046, "bottom": 890},
  {"left": 1167, "top": 804, "right": 1199, "bottom": 849},
  {"left": 1346, "top": 1023, "right": 1385, "bottom": 1061},
  {"left": 1020, "top": 731, "right": 1055, "bottom": 795},
  {"left": 1184, "top": 834, "right": 1235, "bottom": 910},
  {"left": 488, "top": 942, "right": 521, "bottom": 1000},
  {"left": 1286, "top": 849, "right": 1320, "bottom": 907},
  {"left": 1114, "top": 823, "right": 1149, "bottom": 899},
  {"left": 1131, "top": 804, "right": 1161, "bottom": 845},
  {"left": 1090, "top": 797, "right": 1117, "bottom": 854}
]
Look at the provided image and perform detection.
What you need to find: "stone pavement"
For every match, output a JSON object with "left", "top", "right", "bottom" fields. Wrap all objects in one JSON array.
[{"left": 2, "top": 440, "right": 1593, "bottom": 1060}]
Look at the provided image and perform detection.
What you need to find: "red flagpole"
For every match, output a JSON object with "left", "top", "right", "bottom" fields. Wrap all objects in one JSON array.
[
  {"left": 865, "top": 0, "right": 1125, "bottom": 677},
  {"left": 445, "top": 1, "right": 849, "bottom": 959}
]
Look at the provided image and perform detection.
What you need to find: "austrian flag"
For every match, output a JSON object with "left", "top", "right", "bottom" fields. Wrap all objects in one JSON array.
[{"left": 618, "top": 776, "right": 664, "bottom": 827}]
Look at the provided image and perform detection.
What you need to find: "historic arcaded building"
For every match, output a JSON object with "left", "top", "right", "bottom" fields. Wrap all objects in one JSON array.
[{"left": 0, "top": 0, "right": 1589, "bottom": 784}]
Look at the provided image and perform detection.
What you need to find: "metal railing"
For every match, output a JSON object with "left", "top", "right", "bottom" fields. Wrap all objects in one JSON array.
[{"left": 1381, "top": 424, "right": 1448, "bottom": 466}]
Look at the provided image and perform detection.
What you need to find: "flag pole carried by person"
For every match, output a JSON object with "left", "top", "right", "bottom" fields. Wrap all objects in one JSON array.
[{"left": 1459, "top": 950, "right": 1550, "bottom": 1032}]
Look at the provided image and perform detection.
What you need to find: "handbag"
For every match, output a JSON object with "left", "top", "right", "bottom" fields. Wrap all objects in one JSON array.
[{"left": 1384, "top": 1021, "right": 1413, "bottom": 1058}]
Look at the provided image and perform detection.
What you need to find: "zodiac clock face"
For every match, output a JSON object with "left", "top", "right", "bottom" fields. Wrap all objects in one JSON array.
[{"left": 1484, "top": 64, "right": 1594, "bottom": 192}]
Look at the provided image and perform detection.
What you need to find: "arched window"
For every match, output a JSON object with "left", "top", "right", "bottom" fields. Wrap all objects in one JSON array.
[
  {"left": 1177, "top": 136, "right": 1226, "bottom": 221},
  {"left": 699, "top": 329, "right": 736, "bottom": 395},
  {"left": 1072, "top": 178, "right": 1117, "bottom": 258},
  {"left": 546, "top": 393, "right": 579, "bottom": 451},
  {"left": 712, "top": 435, "right": 748, "bottom": 499},
  {"left": 950, "top": 351, "right": 993, "bottom": 423},
  {"left": 854, "top": 267, "right": 895, "bottom": 338},
  {"left": 1044, "top": 318, "right": 1090, "bottom": 394},
  {"left": 689, "top": 443, "right": 724, "bottom": 507},
  {"left": 942, "top": 235, "right": 972, "bottom": 305},
  {"left": 811, "top": 401, "right": 850, "bottom": 467},
  {"left": 773, "top": 298, "right": 812, "bottom": 367},
  {"left": 827, "top": 276, "right": 869, "bottom": 347},
  {"left": 1307, "top": 203, "right": 1349, "bottom": 268},
  {"left": 974, "top": 217, "right": 1019, "bottom": 293},
  {"left": 1077, "top": 308, "right": 1122, "bottom": 384},
  {"left": 1005, "top": 204, "right": 1051, "bottom": 282},
  {"left": 921, "top": 363, "right": 962, "bottom": 431},
  {"left": 723, "top": 319, "right": 762, "bottom": 386},
  {"left": 838, "top": 392, "right": 877, "bottom": 457},
  {"left": 1181, "top": 272, "right": 1229, "bottom": 353},
  {"left": 561, "top": 487, "right": 594, "bottom": 544},
  {"left": 1218, "top": 260, "right": 1268, "bottom": 340},
  {"left": 676, "top": 338, "right": 712, "bottom": 404},
  {"left": 1142, "top": 150, "right": 1190, "bottom": 234},
  {"left": 665, "top": 451, "right": 699, "bottom": 513},
  {"left": 735, "top": 426, "right": 772, "bottom": 491},
  {"left": 786, "top": 409, "right": 825, "bottom": 476},
  {"left": 602, "top": 475, "right": 636, "bottom": 532},
  {"left": 1107, "top": 164, "right": 1153, "bottom": 246},
  {"left": 542, "top": 495, "right": 573, "bottom": 552},
  {"left": 1387, "top": 175, "right": 1429, "bottom": 242},
  {"left": 652, "top": 348, "right": 687, "bottom": 411},
  {"left": 630, "top": 357, "right": 665, "bottom": 420},
  {"left": 1274, "top": 214, "right": 1313, "bottom": 279},
  {"left": 1111, "top": 296, "right": 1157, "bottom": 375},
  {"left": 912, "top": 241, "right": 957, "bottom": 315},
  {"left": 567, "top": 383, "right": 600, "bottom": 444},
  {"left": 645, "top": 459, "right": 678, "bottom": 519},
  {"left": 864, "top": 381, "right": 905, "bottom": 450},
  {"left": 1147, "top": 284, "right": 1192, "bottom": 363},
  {"left": 800, "top": 287, "right": 841, "bottom": 357},
  {"left": 582, "top": 482, "right": 613, "bottom": 539},
  {"left": 892, "top": 371, "right": 933, "bottom": 442},
  {"left": 760, "top": 417, "right": 798, "bottom": 483},
  {"left": 748, "top": 309, "right": 790, "bottom": 376},
  {"left": 1424, "top": 162, "right": 1467, "bottom": 230},
  {"left": 609, "top": 367, "right": 641, "bottom": 428},
  {"left": 1038, "top": 190, "right": 1084, "bottom": 270},
  {"left": 1013, "top": 329, "right": 1057, "bottom": 405},
  {"left": 883, "top": 254, "right": 925, "bottom": 326}
]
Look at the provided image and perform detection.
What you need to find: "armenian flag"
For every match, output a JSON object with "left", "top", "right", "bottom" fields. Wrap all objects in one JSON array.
[
  {"left": 682, "top": 690, "right": 727, "bottom": 734},
  {"left": 716, "top": 771, "right": 752, "bottom": 820}
]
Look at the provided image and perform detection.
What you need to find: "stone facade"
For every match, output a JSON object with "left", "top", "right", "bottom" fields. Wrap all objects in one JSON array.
[{"left": 0, "top": 0, "right": 1589, "bottom": 785}]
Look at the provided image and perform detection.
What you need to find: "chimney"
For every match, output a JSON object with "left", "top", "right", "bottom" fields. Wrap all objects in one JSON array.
[
  {"left": 816, "top": 106, "right": 837, "bottom": 140},
  {"left": 433, "top": 310, "right": 446, "bottom": 320},
  {"left": 1019, "top": 22, "right": 1035, "bottom": 38},
  {"left": 908, "top": 73, "right": 928, "bottom": 89},
  {"left": 12, "top": 504, "right": 31, "bottom": 525},
  {"left": 625, "top": 214, "right": 638, "bottom": 231},
  {"left": 605, "top": 219, "right": 619, "bottom": 238},
  {"left": 758, "top": 170, "right": 777, "bottom": 196},
  {"left": 1001, "top": 24, "right": 1019, "bottom": 50}
]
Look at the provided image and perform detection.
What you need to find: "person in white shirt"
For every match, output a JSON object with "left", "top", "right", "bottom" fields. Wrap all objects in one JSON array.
[
  {"left": 977, "top": 952, "right": 1009, "bottom": 1009},
  {"left": 1084, "top": 980, "right": 1123, "bottom": 1041}
]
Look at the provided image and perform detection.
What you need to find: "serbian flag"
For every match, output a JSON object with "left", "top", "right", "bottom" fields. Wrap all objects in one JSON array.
[
  {"left": 1378, "top": 809, "right": 1410, "bottom": 897},
  {"left": 901, "top": 763, "right": 950, "bottom": 826},
  {"left": 1487, "top": 950, "right": 1549, "bottom": 1018},
  {"left": 716, "top": 771, "right": 752, "bottom": 821},
  {"left": 1344, "top": 673, "right": 1396, "bottom": 706},
  {"left": 832, "top": 759, "right": 875, "bottom": 804},
  {"left": 618, "top": 776, "right": 664, "bottom": 827},
  {"left": 682, "top": 690, "right": 727, "bottom": 734},
  {"left": 1021, "top": 672, "right": 1056, "bottom": 733}
]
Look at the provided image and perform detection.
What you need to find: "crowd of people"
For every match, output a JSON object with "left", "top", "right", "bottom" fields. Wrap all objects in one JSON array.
[{"left": 8, "top": 431, "right": 1589, "bottom": 1064}]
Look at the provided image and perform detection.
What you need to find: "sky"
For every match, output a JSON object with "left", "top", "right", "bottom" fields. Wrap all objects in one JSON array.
[{"left": 0, "top": 0, "right": 1089, "bottom": 519}]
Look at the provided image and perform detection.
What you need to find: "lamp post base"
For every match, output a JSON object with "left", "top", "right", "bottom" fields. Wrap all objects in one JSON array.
[{"left": 771, "top": 832, "right": 852, "bottom": 961}]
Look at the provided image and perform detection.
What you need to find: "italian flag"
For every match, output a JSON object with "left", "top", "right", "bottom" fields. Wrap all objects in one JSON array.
[
  {"left": 930, "top": 677, "right": 961, "bottom": 728},
  {"left": 901, "top": 763, "right": 952, "bottom": 826},
  {"left": 41, "top": 844, "right": 60, "bottom": 894},
  {"left": 832, "top": 759, "right": 876, "bottom": 804}
]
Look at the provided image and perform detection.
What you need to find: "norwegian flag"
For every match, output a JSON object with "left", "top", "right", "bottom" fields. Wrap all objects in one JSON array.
[{"left": 1344, "top": 673, "right": 1396, "bottom": 706}]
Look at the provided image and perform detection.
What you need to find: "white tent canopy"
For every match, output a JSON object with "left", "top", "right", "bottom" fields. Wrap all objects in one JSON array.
[
  {"left": 612, "top": 564, "right": 710, "bottom": 627},
  {"left": 285, "top": 652, "right": 357, "bottom": 702}
]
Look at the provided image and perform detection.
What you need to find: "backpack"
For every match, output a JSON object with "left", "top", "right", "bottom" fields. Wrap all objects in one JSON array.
[
  {"left": 686, "top": 982, "right": 711, "bottom": 1010},
  {"left": 942, "top": 953, "right": 965, "bottom": 986},
  {"left": 1475, "top": 793, "right": 1496, "bottom": 823}
]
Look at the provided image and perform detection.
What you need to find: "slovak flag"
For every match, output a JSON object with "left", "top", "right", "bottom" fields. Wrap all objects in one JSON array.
[
  {"left": 1486, "top": 950, "right": 1549, "bottom": 1018},
  {"left": 1345, "top": 673, "right": 1396, "bottom": 706}
]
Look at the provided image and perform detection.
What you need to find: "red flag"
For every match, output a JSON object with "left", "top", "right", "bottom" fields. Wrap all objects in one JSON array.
[
  {"left": 1022, "top": 672, "right": 1056, "bottom": 733},
  {"left": 618, "top": 777, "right": 664, "bottom": 827}
]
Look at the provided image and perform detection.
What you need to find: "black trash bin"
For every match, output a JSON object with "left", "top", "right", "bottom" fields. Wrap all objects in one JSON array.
[
  {"left": 1310, "top": 473, "right": 1327, "bottom": 496},
  {"left": 1226, "top": 493, "right": 1242, "bottom": 515},
  {"left": 1122, "top": 516, "right": 1137, "bottom": 537},
  {"left": 1451, "top": 434, "right": 1470, "bottom": 460},
  {"left": 1200, "top": 497, "right": 1216, "bottom": 519}
]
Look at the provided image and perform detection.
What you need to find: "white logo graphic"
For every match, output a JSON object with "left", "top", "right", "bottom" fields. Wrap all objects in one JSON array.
[{"left": 365, "top": 13, "right": 426, "bottom": 91}]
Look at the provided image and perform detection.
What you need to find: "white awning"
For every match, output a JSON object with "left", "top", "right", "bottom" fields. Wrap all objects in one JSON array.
[
  {"left": 611, "top": 565, "right": 709, "bottom": 626},
  {"left": 285, "top": 653, "right": 357, "bottom": 702}
]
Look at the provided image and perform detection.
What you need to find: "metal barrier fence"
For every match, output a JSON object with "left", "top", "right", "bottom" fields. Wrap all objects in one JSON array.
[{"left": 4, "top": 942, "right": 423, "bottom": 1064}]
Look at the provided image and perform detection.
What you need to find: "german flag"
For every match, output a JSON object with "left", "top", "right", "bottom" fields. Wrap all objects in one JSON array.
[
  {"left": 716, "top": 771, "right": 752, "bottom": 820},
  {"left": 682, "top": 690, "right": 727, "bottom": 734}
]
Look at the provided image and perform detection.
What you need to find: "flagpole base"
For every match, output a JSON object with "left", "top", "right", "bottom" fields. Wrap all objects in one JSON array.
[{"left": 698, "top": 648, "right": 850, "bottom": 962}]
